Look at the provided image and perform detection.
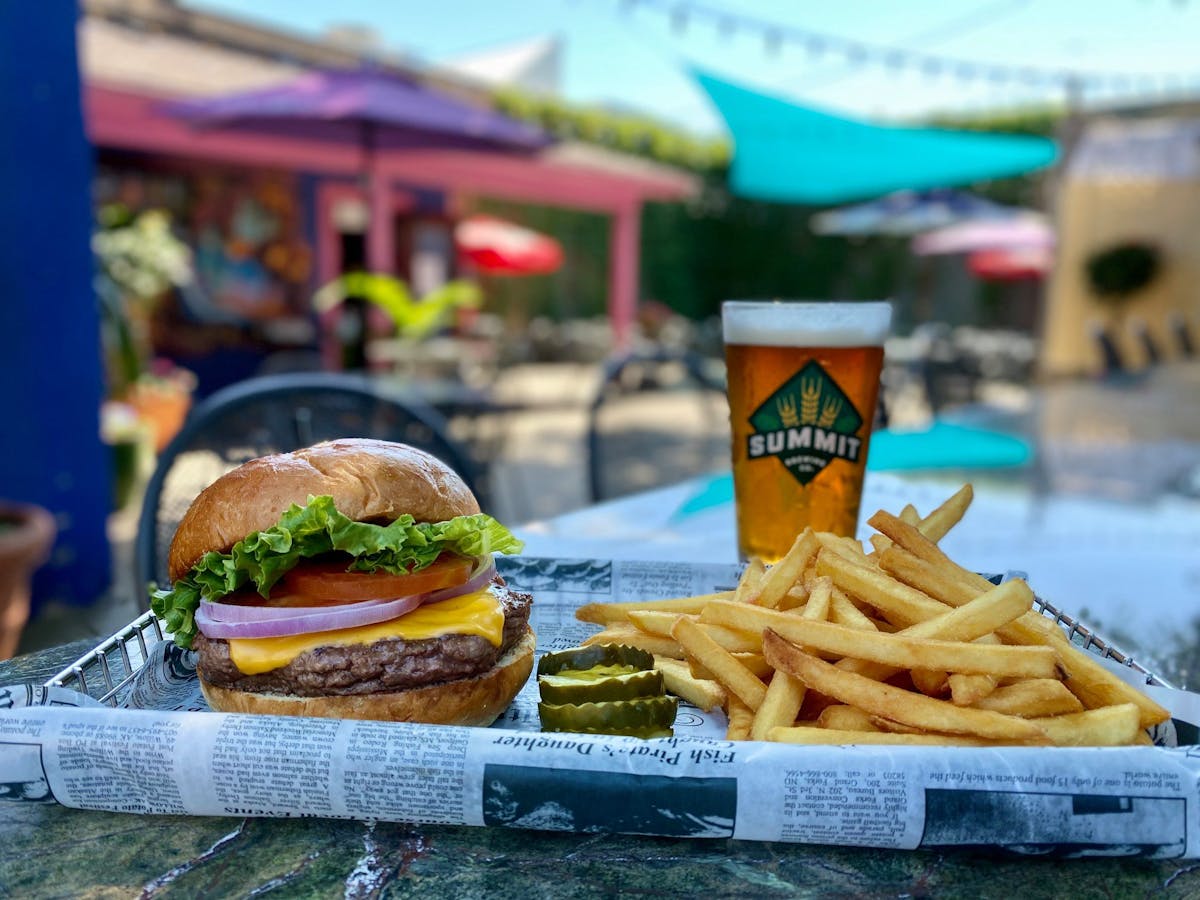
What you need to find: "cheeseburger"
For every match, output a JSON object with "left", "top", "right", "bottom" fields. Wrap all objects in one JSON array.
[{"left": 151, "top": 439, "right": 533, "bottom": 726}]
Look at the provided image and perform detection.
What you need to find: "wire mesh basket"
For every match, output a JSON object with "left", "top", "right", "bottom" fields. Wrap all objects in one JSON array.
[{"left": 47, "top": 610, "right": 166, "bottom": 706}]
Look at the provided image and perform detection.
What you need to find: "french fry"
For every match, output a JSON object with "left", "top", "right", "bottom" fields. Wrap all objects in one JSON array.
[
  {"left": 814, "top": 532, "right": 873, "bottom": 567},
  {"left": 801, "top": 576, "right": 832, "bottom": 622},
  {"left": 756, "top": 530, "right": 819, "bottom": 609},
  {"left": 1030, "top": 703, "right": 1142, "bottom": 747},
  {"left": 726, "top": 695, "right": 754, "bottom": 740},
  {"left": 834, "top": 579, "right": 1036, "bottom": 682},
  {"left": 653, "top": 657, "right": 726, "bottom": 712},
  {"left": 948, "top": 635, "right": 1001, "bottom": 706},
  {"left": 829, "top": 586, "right": 879, "bottom": 631},
  {"left": 750, "top": 670, "right": 807, "bottom": 741},
  {"left": 581, "top": 627, "right": 685, "bottom": 659},
  {"left": 780, "top": 585, "right": 809, "bottom": 611},
  {"left": 917, "top": 484, "right": 973, "bottom": 543},
  {"left": 948, "top": 672, "right": 997, "bottom": 706},
  {"left": 624, "top": 609, "right": 683, "bottom": 636},
  {"left": 689, "top": 653, "right": 773, "bottom": 681},
  {"left": 672, "top": 617, "right": 768, "bottom": 711},
  {"left": 626, "top": 611, "right": 762, "bottom": 653},
  {"left": 877, "top": 545, "right": 980, "bottom": 607},
  {"left": 576, "top": 593, "right": 732, "bottom": 625},
  {"left": 868, "top": 488, "right": 968, "bottom": 558},
  {"left": 762, "top": 631, "right": 1049, "bottom": 742},
  {"left": 970, "top": 679, "right": 1084, "bottom": 718},
  {"left": 869, "top": 716, "right": 924, "bottom": 734},
  {"left": 816, "top": 705, "right": 878, "bottom": 732},
  {"left": 702, "top": 602, "right": 1059, "bottom": 679},
  {"left": 1047, "top": 632, "right": 1171, "bottom": 729},
  {"left": 734, "top": 558, "right": 766, "bottom": 604},
  {"left": 816, "top": 551, "right": 949, "bottom": 627},
  {"left": 911, "top": 669, "right": 949, "bottom": 697},
  {"left": 769, "top": 726, "right": 991, "bottom": 747}
]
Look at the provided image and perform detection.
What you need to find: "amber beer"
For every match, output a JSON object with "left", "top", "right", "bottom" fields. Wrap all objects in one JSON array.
[{"left": 723, "top": 301, "right": 892, "bottom": 561}]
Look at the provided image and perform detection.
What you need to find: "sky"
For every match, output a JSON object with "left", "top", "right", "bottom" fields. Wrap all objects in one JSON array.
[{"left": 193, "top": 0, "right": 1200, "bottom": 135}]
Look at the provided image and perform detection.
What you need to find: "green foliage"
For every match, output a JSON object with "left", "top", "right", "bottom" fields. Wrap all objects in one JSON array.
[
  {"left": 313, "top": 273, "right": 482, "bottom": 339},
  {"left": 93, "top": 207, "right": 193, "bottom": 301},
  {"left": 925, "top": 105, "right": 1063, "bottom": 138},
  {"left": 1085, "top": 242, "right": 1162, "bottom": 302},
  {"left": 492, "top": 88, "right": 729, "bottom": 172}
]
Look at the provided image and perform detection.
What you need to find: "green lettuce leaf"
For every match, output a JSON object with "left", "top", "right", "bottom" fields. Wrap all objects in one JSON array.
[{"left": 150, "top": 495, "right": 523, "bottom": 649}]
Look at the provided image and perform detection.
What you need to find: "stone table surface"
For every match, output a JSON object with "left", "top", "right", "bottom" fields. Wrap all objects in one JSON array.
[{"left": 3, "top": 644, "right": 1200, "bottom": 899}]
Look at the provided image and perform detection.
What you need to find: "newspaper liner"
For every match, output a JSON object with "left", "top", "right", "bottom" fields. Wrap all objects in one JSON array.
[{"left": 3, "top": 557, "right": 1200, "bottom": 857}]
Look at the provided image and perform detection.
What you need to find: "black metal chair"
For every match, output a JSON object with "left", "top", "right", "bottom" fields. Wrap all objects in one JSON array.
[
  {"left": 135, "top": 372, "right": 485, "bottom": 593},
  {"left": 586, "top": 349, "right": 729, "bottom": 503},
  {"left": 1090, "top": 322, "right": 1128, "bottom": 377},
  {"left": 1169, "top": 312, "right": 1195, "bottom": 359}
]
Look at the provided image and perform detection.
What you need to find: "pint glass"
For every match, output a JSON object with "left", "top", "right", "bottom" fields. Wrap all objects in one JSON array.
[{"left": 723, "top": 301, "right": 892, "bottom": 561}]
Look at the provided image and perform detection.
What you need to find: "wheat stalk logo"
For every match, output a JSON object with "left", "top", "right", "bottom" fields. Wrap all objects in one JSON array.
[
  {"left": 800, "top": 379, "right": 821, "bottom": 425},
  {"left": 818, "top": 397, "right": 842, "bottom": 429},
  {"left": 776, "top": 395, "right": 800, "bottom": 427}
]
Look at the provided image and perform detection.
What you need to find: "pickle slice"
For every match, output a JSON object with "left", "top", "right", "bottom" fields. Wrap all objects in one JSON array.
[
  {"left": 538, "top": 696, "right": 678, "bottom": 738},
  {"left": 539, "top": 668, "right": 665, "bottom": 705},
  {"left": 537, "top": 644, "right": 655, "bottom": 677}
]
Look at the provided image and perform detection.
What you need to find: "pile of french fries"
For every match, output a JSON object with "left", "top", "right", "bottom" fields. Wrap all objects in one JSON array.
[{"left": 577, "top": 486, "right": 1170, "bottom": 746}]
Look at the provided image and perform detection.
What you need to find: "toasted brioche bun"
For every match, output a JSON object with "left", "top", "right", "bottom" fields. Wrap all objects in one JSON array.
[
  {"left": 168, "top": 439, "right": 479, "bottom": 581},
  {"left": 199, "top": 627, "right": 535, "bottom": 726}
]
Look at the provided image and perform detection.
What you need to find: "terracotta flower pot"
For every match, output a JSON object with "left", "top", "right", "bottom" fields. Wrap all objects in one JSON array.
[{"left": 0, "top": 502, "right": 56, "bottom": 660}]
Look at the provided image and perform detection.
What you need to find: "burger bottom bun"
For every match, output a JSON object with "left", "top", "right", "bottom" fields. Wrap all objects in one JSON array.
[{"left": 199, "top": 628, "right": 535, "bottom": 726}]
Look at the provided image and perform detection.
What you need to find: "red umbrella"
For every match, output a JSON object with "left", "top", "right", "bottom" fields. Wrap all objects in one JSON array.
[
  {"left": 455, "top": 215, "right": 564, "bottom": 276},
  {"left": 968, "top": 246, "right": 1054, "bottom": 281}
]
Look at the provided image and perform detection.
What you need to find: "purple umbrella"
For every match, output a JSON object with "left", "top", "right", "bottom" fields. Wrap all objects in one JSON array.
[
  {"left": 166, "top": 68, "right": 548, "bottom": 152},
  {"left": 166, "top": 68, "right": 549, "bottom": 270}
]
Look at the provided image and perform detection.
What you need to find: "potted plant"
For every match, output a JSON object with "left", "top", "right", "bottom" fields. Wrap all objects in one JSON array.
[{"left": 0, "top": 502, "right": 56, "bottom": 660}]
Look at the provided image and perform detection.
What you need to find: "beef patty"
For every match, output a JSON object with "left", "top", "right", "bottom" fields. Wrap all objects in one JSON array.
[{"left": 195, "top": 577, "right": 532, "bottom": 697}]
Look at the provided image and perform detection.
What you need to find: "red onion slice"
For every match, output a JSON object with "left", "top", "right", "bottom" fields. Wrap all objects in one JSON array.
[
  {"left": 195, "top": 557, "right": 497, "bottom": 640},
  {"left": 196, "top": 593, "right": 424, "bottom": 640},
  {"left": 199, "top": 596, "right": 380, "bottom": 622}
]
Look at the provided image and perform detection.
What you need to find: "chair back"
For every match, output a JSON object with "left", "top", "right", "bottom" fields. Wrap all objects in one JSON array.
[
  {"left": 586, "top": 350, "right": 729, "bottom": 503},
  {"left": 135, "top": 372, "right": 484, "bottom": 593}
]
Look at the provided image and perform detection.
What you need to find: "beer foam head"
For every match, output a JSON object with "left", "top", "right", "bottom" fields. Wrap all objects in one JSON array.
[{"left": 722, "top": 301, "right": 892, "bottom": 347}]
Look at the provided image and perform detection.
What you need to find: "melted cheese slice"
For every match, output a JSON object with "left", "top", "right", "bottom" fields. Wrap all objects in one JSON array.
[{"left": 227, "top": 589, "right": 505, "bottom": 676}]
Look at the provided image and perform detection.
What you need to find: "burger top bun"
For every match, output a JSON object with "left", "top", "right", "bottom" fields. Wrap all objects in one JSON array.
[{"left": 168, "top": 439, "right": 480, "bottom": 581}]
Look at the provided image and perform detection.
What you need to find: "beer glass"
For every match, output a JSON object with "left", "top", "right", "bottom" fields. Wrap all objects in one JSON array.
[{"left": 722, "top": 301, "right": 892, "bottom": 561}]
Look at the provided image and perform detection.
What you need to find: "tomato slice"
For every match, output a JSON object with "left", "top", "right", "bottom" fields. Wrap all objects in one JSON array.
[{"left": 229, "top": 555, "right": 475, "bottom": 608}]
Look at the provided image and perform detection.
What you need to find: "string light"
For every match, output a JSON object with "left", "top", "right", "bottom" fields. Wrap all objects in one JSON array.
[{"left": 612, "top": 0, "right": 1196, "bottom": 97}]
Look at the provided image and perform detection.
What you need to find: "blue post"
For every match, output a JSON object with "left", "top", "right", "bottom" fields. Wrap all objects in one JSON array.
[{"left": 0, "top": 3, "right": 111, "bottom": 609}]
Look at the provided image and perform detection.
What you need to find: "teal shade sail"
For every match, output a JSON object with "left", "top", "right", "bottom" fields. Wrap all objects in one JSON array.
[{"left": 694, "top": 70, "right": 1058, "bottom": 204}]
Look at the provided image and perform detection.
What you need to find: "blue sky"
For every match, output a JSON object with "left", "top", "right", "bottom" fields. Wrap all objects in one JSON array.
[{"left": 193, "top": 0, "right": 1200, "bottom": 134}]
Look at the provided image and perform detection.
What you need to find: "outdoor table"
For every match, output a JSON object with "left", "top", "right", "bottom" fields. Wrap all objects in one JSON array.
[{"left": 3, "top": 470, "right": 1200, "bottom": 896}]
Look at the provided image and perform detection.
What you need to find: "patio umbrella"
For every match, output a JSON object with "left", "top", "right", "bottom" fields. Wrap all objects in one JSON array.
[
  {"left": 455, "top": 215, "right": 564, "bottom": 276},
  {"left": 811, "top": 189, "right": 1018, "bottom": 237},
  {"left": 913, "top": 214, "right": 1054, "bottom": 256},
  {"left": 968, "top": 246, "right": 1054, "bottom": 281},
  {"left": 166, "top": 68, "right": 549, "bottom": 271}
]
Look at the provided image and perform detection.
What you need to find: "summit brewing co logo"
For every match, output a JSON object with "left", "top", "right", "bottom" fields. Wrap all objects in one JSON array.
[{"left": 746, "top": 360, "right": 864, "bottom": 486}]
